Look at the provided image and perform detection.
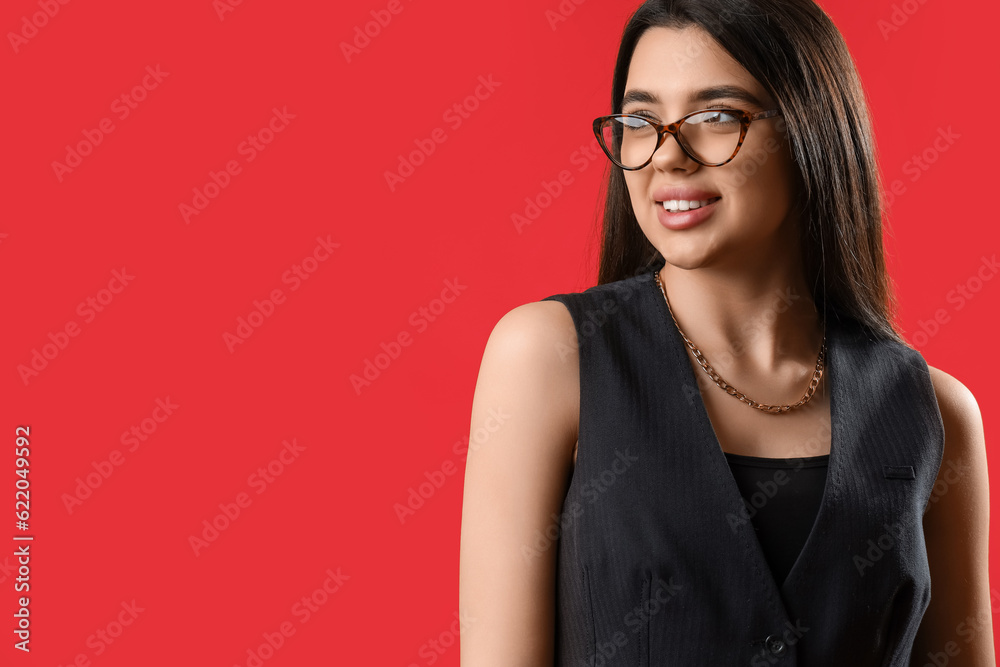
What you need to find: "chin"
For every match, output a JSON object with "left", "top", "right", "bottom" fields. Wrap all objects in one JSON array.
[
  {"left": 660, "top": 252, "right": 712, "bottom": 272},
  {"left": 654, "top": 240, "right": 711, "bottom": 270},
  {"left": 640, "top": 225, "right": 715, "bottom": 271}
]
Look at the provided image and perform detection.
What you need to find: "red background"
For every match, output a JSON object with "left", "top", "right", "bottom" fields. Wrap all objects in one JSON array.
[{"left": 1, "top": 0, "right": 996, "bottom": 664}]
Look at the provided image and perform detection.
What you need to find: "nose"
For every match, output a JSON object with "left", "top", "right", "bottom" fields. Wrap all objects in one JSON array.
[{"left": 649, "top": 130, "right": 699, "bottom": 171}]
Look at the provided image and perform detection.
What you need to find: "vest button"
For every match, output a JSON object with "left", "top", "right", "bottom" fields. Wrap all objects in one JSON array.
[{"left": 765, "top": 634, "right": 787, "bottom": 656}]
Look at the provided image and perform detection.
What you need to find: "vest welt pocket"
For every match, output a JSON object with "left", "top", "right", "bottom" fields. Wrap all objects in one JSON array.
[
  {"left": 883, "top": 465, "right": 915, "bottom": 480},
  {"left": 639, "top": 574, "right": 650, "bottom": 667},
  {"left": 580, "top": 566, "right": 677, "bottom": 667},
  {"left": 630, "top": 570, "right": 682, "bottom": 667},
  {"left": 582, "top": 564, "right": 597, "bottom": 667}
]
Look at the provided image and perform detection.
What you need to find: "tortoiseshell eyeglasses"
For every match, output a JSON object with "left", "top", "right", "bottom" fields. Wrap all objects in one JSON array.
[{"left": 593, "top": 107, "right": 784, "bottom": 170}]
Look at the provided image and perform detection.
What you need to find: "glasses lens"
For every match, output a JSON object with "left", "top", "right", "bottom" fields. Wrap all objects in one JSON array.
[
  {"left": 598, "top": 111, "right": 743, "bottom": 168},
  {"left": 599, "top": 116, "right": 657, "bottom": 168},
  {"left": 677, "top": 110, "right": 743, "bottom": 165}
]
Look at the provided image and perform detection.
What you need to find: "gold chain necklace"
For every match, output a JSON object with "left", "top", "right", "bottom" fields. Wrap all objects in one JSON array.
[{"left": 654, "top": 271, "right": 826, "bottom": 414}]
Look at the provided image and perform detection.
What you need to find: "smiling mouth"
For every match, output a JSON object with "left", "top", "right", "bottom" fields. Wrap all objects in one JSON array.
[{"left": 657, "top": 196, "right": 722, "bottom": 212}]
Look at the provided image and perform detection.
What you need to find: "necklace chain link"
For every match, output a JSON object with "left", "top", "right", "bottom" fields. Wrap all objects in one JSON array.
[{"left": 655, "top": 271, "right": 826, "bottom": 415}]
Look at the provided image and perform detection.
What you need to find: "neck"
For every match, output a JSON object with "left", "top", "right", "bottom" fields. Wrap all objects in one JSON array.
[{"left": 657, "top": 230, "right": 823, "bottom": 374}]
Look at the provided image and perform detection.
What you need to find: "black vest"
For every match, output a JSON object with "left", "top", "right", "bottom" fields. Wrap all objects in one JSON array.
[{"left": 541, "top": 267, "right": 944, "bottom": 667}]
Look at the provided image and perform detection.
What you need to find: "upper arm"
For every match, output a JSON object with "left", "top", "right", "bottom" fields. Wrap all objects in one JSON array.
[
  {"left": 459, "top": 300, "right": 580, "bottom": 666},
  {"left": 910, "top": 365, "right": 995, "bottom": 666}
]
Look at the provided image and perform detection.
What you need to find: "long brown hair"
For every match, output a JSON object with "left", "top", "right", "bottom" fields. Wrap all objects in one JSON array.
[{"left": 596, "top": 0, "right": 904, "bottom": 343}]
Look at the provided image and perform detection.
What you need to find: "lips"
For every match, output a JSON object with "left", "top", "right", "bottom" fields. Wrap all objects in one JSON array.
[
  {"left": 652, "top": 186, "right": 722, "bottom": 203},
  {"left": 654, "top": 195, "right": 721, "bottom": 231}
]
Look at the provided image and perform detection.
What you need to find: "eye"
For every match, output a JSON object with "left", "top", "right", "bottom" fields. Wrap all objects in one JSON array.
[
  {"left": 687, "top": 108, "right": 743, "bottom": 131},
  {"left": 624, "top": 105, "right": 738, "bottom": 119},
  {"left": 623, "top": 110, "right": 658, "bottom": 122},
  {"left": 613, "top": 114, "right": 655, "bottom": 134}
]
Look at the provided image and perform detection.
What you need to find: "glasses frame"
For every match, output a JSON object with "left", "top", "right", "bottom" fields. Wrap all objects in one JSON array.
[{"left": 592, "top": 107, "right": 784, "bottom": 170}]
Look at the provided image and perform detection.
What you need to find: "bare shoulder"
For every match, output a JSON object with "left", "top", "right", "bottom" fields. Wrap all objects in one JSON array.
[
  {"left": 458, "top": 300, "right": 580, "bottom": 664},
  {"left": 926, "top": 365, "right": 984, "bottom": 441},
  {"left": 478, "top": 299, "right": 580, "bottom": 444},
  {"left": 486, "top": 300, "right": 578, "bottom": 363},
  {"left": 911, "top": 368, "right": 994, "bottom": 664}
]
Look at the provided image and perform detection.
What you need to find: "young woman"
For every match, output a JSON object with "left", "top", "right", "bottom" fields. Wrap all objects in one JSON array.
[{"left": 459, "top": 1, "right": 992, "bottom": 665}]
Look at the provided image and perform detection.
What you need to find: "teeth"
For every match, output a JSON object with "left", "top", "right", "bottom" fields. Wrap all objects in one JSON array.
[{"left": 662, "top": 198, "right": 715, "bottom": 212}]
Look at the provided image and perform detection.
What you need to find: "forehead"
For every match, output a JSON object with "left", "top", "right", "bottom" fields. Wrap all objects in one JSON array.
[{"left": 625, "top": 25, "right": 761, "bottom": 101}]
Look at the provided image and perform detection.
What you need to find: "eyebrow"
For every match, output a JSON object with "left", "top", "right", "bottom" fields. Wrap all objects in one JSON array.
[{"left": 621, "top": 85, "right": 764, "bottom": 110}]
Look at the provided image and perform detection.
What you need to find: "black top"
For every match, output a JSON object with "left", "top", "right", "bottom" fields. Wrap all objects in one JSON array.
[
  {"left": 723, "top": 452, "right": 830, "bottom": 588},
  {"left": 541, "top": 266, "right": 945, "bottom": 666}
]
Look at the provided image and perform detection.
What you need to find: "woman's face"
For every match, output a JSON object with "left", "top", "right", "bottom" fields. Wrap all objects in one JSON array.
[{"left": 622, "top": 26, "right": 800, "bottom": 272}]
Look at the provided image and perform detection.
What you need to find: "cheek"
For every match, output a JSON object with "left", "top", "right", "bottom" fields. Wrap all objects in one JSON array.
[
  {"left": 623, "top": 174, "right": 646, "bottom": 210},
  {"left": 720, "top": 146, "right": 796, "bottom": 213}
]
